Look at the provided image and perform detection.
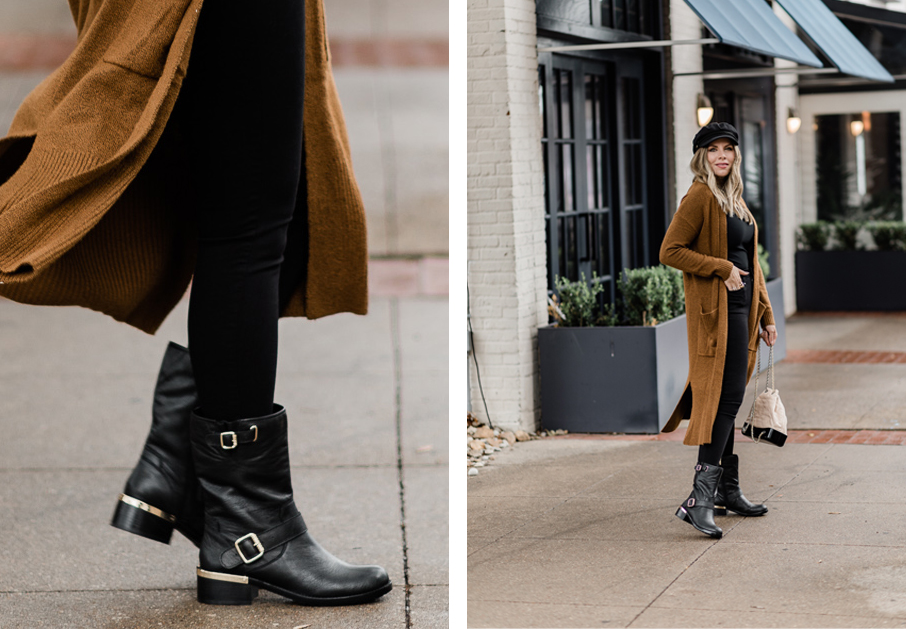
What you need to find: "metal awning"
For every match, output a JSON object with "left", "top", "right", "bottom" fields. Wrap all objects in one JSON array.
[
  {"left": 775, "top": 0, "right": 894, "bottom": 82},
  {"left": 682, "top": 0, "right": 822, "bottom": 67}
]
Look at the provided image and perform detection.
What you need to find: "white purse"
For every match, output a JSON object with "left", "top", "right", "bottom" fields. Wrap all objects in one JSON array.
[{"left": 741, "top": 345, "right": 788, "bottom": 447}]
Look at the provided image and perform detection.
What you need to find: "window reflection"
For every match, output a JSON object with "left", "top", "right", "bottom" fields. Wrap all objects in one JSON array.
[{"left": 815, "top": 112, "right": 902, "bottom": 221}]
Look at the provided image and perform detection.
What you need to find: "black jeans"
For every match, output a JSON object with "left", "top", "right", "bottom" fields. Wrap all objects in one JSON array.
[
  {"left": 179, "top": 0, "right": 307, "bottom": 421},
  {"left": 698, "top": 277, "right": 752, "bottom": 466}
]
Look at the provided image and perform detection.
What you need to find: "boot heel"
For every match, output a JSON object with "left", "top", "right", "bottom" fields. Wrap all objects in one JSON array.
[
  {"left": 111, "top": 494, "right": 174, "bottom": 544},
  {"left": 713, "top": 505, "right": 728, "bottom": 517},
  {"left": 197, "top": 569, "right": 258, "bottom": 605},
  {"left": 675, "top": 506, "right": 689, "bottom": 521}
]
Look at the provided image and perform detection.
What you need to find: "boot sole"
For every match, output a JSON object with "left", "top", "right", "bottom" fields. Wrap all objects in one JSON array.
[
  {"left": 197, "top": 568, "right": 393, "bottom": 606},
  {"left": 676, "top": 506, "right": 722, "bottom": 539},
  {"left": 110, "top": 494, "right": 175, "bottom": 544},
  {"left": 713, "top": 505, "right": 768, "bottom": 517}
]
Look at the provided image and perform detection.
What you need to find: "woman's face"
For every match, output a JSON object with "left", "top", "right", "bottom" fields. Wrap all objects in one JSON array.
[{"left": 706, "top": 140, "right": 735, "bottom": 179}]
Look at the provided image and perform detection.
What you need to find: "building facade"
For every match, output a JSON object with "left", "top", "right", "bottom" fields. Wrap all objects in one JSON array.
[{"left": 467, "top": 0, "right": 902, "bottom": 432}]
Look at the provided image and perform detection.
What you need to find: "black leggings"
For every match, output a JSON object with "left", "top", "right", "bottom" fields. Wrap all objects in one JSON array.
[
  {"left": 698, "top": 278, "right": 752, "bottom": 466},
  {"left": 179, "top": 0, "right": 307, "bottom": 421}
]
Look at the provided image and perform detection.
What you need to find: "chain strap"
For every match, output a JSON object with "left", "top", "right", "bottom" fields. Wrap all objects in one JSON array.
[{"left": 747, "top": 343, "right": 774, "bottom": 422}]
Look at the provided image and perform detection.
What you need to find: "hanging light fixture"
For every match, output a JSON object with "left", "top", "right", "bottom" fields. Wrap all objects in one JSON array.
[
  {"left": 786, "top": 107, "right": 801, "bottom": 134},
  {"left": 850, "top": 119, "right": 864, "bottom": 137},
  {"left": 696, "top": 93, "right": 714, "bottom": 127}
]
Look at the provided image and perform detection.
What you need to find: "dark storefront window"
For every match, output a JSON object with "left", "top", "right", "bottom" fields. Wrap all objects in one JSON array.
[
  {"left": 541, "top": 56, "right": 650, "bottom": 300},
  {"left": 536, "top": 0, "right": 657, "bottom": 39},
  {"left": 815, "top": 112, "right": 902, "bottom": 221}
]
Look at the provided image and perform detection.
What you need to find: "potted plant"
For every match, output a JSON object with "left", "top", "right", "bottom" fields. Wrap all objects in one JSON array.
[
  {"left": 795, "top": 220, "right": 906, "bottom": 311},
  {"left": 538, "top": 266, "right": 689, "bottom": 434}
]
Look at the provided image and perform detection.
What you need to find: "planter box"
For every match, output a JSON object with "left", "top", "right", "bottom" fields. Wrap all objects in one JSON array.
[
  {"left": 539, "top": 314, "right": 688, "bottom": 434},
  {"left": 795, "top": 251, "right": 906, "bottom": 311}
]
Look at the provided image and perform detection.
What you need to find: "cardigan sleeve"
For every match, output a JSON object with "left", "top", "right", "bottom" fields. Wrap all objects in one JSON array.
[{"left": 659, "top": 189, "right": 735, "bottom": 281}]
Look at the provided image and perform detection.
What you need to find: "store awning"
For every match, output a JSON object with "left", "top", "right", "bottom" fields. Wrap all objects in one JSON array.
[
  {"left": 775, "top": 0, "right": 894, "bottom": 82},
  {"left": 683, "top": 0, "right": 822, "bottom": 67}
]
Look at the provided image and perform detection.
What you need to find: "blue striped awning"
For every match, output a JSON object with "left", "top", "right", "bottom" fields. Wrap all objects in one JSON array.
[
  {"left": 683, "top": 0, "right": 823, "bottom": 67},
  {"left": 775, "top": 0, "right": 894, "bottom": 82}
]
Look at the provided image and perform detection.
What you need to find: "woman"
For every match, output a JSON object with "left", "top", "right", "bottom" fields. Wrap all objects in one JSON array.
[
  {"left": 659, "top": 122, "right": 778, "bottom": 540},
  {"left": 0, "top": 0, "right": 390, "bottom": 606}
]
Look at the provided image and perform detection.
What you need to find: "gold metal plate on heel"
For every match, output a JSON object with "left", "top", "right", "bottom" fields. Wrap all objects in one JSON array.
[
  {"left": 118, "top": 494, "right": 177, "bottom": 523},
  {"left": 197, "top": 568, "right": 249, "bottom": 584}
]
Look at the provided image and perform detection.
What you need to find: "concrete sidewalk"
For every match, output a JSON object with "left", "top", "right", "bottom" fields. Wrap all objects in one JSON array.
[
  {"left": 468, "top": 313, "right": 906, "bottom": 628},
  {"left": 0, "top": 288, "right": 448, "bottom": 628}
]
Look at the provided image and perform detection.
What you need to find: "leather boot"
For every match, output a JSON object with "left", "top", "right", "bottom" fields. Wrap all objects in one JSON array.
[
  {"left": 714, "top": 454, "right": 768, "bottom": 517},
  {"left": 190, "top": 405, "right": 392, "bottom": 606},
  {"left": 675, "top": 462, "right": 723, "bottom": 539},
  {"left": 111, "top": 342, "right": 204, "bottom": 546}
]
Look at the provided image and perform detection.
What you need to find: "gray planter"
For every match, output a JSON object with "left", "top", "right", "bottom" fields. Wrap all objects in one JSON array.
[
  {"left": 539, "top": 314, "right": 688, "bottom": 434},
  {"left": 795, "top": 250, "right": 906, "bottom": 311}
]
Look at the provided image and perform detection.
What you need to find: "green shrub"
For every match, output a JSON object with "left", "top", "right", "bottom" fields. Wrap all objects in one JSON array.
[
  {"left": 757, "top": 243, "right": 770, "bottom": 278},
  {"left": 797, "top": 221, "right": 832, "bottom": 251},
  {"left": 832, "top": 220, "right": 864, "bottom": 250},
  {"left": 553, "top": 273, "right": 605, "bottom": 327},
  {"left": 866, "top": 221, "right": 906, "bottom": 251},
  {"left": 618, "top": 265, "right": 685, "bottom": 327},
  {"left": 553, "top": 266, "right": 685, "bottom": 328}
]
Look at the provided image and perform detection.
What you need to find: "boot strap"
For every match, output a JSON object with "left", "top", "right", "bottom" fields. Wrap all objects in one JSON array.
[
  {"left": 205, "top": 425, "right": 260, "bottom": 450},
  {"left": 221, "top": 513, "right": 308, "bottom": 569}
]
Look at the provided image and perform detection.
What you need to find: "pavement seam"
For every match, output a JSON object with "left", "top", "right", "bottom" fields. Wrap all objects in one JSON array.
[{"left": 390, "top": 297, "right": 412, "bottom": 629}]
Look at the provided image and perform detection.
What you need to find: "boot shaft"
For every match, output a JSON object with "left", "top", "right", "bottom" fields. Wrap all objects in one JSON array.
[{"left": 190, "top": 405, "right": 296, "bottom": 535}]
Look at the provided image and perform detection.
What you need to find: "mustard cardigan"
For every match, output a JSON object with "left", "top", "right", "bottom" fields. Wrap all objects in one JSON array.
[
  {"left": 0, "top": 0, "right": 367, "bottom": 333},
  {"left": 659, "top": 182, "right": 775, "bottom": 446}
]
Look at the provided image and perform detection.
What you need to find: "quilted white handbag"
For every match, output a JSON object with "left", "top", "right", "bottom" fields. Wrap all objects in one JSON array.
[{"left": 741, "top": 345, "right": 788, "bottom": 447}]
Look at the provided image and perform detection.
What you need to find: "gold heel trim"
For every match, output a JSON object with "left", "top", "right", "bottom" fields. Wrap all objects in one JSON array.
[
  {"left": 118, "top": 494, "right": 177, "bottom": 523},
  {"left": 197, "top": 568, "right": 249, "bottom": 584}
]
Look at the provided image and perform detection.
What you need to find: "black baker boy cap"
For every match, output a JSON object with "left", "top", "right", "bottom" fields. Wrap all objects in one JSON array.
[{"left": 692, "top": 122, "right": 739, "bottom": 153}]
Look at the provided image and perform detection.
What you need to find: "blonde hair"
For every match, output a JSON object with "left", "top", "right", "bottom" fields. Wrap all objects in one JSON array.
[{"left": 690, "top": 144, "right": 753, "bottom": 223}]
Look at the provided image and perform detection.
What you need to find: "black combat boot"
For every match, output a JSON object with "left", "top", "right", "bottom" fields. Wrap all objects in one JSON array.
[
  {"left": 111, "top": 342, "right": 204, "bottom": 546},
  {"left": 675, "top": 462, "right": 724, "bottom": 539},
  {"left": 190, "top": 405, "right": 392, "bottom": 606},
  {"left": 714, "top": 453, "right": 768, "bottom": 517}
]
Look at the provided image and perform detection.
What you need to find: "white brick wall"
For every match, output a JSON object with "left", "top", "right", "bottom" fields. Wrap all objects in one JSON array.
[
  {"left": 467, "top": 0, "right": 547, "bottom": 433},
  {"left": 669, "top": 0, "right": 705, "bottom": 208}
]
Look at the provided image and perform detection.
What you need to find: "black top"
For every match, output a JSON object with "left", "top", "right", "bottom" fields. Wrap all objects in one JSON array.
[{"left": 726, "top": 212, "right": 754, "bottom": 272}]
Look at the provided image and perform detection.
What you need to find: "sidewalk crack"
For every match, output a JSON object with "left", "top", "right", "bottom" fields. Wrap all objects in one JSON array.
[{"left": 390, "top": 298, "right": 412, "bottom": 629}]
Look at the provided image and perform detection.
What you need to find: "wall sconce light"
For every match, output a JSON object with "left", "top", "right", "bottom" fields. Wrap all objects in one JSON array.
[
  {"left": 786, "top": 107, "right": 801, "bottom": 134},
  {"left": 850, "top": 119, "right": 865, "bottom": 137},
  {"left": 696, "top": 93, "right": 714, "bottom": 127}
]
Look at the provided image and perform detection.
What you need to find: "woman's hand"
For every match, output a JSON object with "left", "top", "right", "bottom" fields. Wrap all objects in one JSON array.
[
  {"left": 724, "top": 266, "right": 749, "bottom": 291},
  {"left": 761, "top": 324, "right": 777, "bottom": 347}
]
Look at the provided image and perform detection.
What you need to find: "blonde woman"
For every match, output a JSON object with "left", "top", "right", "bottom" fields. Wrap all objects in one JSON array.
[{"left": 659, "top": 122, "right": 778, "bottom": 539}]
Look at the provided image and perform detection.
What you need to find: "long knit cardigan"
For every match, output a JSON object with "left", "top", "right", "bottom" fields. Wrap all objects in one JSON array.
[
  {"left": 659, "top": 182, "right": 775, "bottom": 446},
  {"left": 0, "top": 0, "right": 367, "bottom": 333}
]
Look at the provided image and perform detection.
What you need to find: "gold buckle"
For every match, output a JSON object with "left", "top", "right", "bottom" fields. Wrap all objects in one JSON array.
[
  {"left": 220, "top": 431, "right": 238, "bottom": 449},
  {"left": 235, "top": 532, "right": 265, "bottom": 564},
  {"left": 250, "top": 425, "right": 258, "bottom": 442}
]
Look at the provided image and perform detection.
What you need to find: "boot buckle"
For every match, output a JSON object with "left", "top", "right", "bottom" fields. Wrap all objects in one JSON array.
[
  {"left": 687, "top": 498, "right": 696, "bottom": 508},
  {"left": 235, "top": 532, "right": 265, "bottom": 564},
  {"left": 220, "top": 432, "right": 238, "bottom": 449}
]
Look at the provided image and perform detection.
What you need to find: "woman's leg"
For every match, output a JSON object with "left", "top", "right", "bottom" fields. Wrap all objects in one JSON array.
[
  {"left": 698, "top": 280, "right": 752, "bottom": 465},
  {"left": 181, "top": 0, "right": 305, "bottom": 420}
]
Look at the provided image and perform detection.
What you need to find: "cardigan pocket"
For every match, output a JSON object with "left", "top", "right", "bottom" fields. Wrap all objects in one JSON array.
[
  {"left": 697, "top": 306, "right": 719, "bottom": 356},
  {"left": 102, "top": 0, "right": 190, "bottom": 79}
]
